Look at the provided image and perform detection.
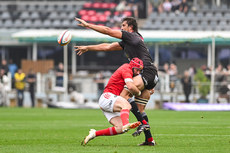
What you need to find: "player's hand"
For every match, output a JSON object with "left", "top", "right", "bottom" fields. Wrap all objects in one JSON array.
[
  {"left": 75, "top": 17, "right": 89, "bottom": 28},
  {"left": 149, "top": 88, "right": 154, "bottom": 95},
  {"left": 74, "top": 46, "right": 88, "bottom": 56}
]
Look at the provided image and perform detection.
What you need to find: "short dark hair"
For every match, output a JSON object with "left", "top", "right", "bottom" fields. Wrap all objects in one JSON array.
[{"left": 122, "top": 17, "right": 138, "bottom": 32}]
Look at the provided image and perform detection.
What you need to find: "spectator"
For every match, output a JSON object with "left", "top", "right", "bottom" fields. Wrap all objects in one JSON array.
[
  {"left": 0, "top": 68, "right": 9, "bottom": 106},
  {"left": 168, "top": 62, "right": 178, "bottom": 92},
  {"left": 0, "top": 59, "right": 8, "bottom": 75},
  {"left": 27, "top": 69, "right": 36, "bottom": 107},
  {"left": 126, "top": 0, "right": 139, "bottom": 18},
  {"left": 223, "top": 64, "right": 230, "bottom": 77},
  {"left": 188, "top": 65, "right": 197, "bottom": 78},
  {"left": 112, "top": 10, "right": 127, "bottom": 27},
  {"left": 171, "top": 0, "right": 181, "bottom": 12},
  {"left": 215, "top": 63, "right": 225, "bottom": 82},
  {"left": 56, "top": 62, "right": 64, "bottom": 87},
  {"left": 200, "top": 64, "right": 211, "bottom": 79},
  {"left": 8, "top": 59, "right": 18, "bottom": 89},
  {"left": 158, "top": 1, "right": 164, "bottom": 13},
  {"left": 14, "top": 69, "right": 26, "bottom": 107},
  {"left": 181, "top": 70, "right": 192, "bottom": 102},
  {"left": 149, "top": 0, "right": 163, "bottom": 13},
  {"left": 162, "top": 62, "right": 169, "bottom": 73},
  {"left": 8, "top": 59, "right": 18, "bottom": 79},
  {"left": 116, "top": 0, "right": 126, "bottom": 12},
  {"left": 179, "top": 0, "right": 189, "bottom": 14},
  {"left": 217, "top": 81, "right": 230, "bottom": 103},
  {"left": 162, "top": 0, "right": 172, "bottom": 12},
  {"left": 0, "top": 69, "right": 8, "bottom": 84}
]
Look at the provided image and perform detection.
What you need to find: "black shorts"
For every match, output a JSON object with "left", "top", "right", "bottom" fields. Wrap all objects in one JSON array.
[{"left": 141, "top": 65, "right": 158, "bottom": 90}]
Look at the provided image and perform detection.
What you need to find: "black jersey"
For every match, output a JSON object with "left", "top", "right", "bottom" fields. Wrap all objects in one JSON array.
[
  {"left": 119, "top": 31, "right": 158, "bottom": 89},
  {"left": 119, "top": 31, "right": 153, "bottom": 67}
]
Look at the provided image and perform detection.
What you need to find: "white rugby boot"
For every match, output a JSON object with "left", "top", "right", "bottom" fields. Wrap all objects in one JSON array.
[{"left": 81, "top": 129, "right": 96, "bottom": 146}]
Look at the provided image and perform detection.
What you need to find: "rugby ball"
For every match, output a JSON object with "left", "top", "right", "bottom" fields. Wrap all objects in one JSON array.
[{"left": 57, "top": 30, "right": 72, "bottom": 46}]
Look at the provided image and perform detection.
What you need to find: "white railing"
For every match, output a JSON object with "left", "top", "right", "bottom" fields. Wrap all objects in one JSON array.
[{"left": 1, "top": 71, "right": 230, "bottom": 107}]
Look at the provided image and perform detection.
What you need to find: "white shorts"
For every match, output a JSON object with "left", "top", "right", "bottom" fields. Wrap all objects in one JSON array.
[{"left": 99, "top": 92, "right": 120, "bottom": 121}]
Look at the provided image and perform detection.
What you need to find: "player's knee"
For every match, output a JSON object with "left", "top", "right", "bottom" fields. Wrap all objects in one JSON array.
[{"left": 122, "top": 102, "right": 131, "bottom": 110}]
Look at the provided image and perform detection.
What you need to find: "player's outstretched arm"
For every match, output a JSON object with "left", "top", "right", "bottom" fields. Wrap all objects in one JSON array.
[
  {"left": 75, "top": 42, "right": 122, "bottom": 56},
  {"left": 75, "top": 18, "right": 122, "bottom": 39}
]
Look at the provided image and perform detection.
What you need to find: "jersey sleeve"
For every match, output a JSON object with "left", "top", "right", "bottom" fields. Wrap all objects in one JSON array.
[
  {"left": 118, "top": 41, "right": 124, "bottom": 49},
  {"left": 121, "top": 65, "right": 133, "bottom": 81},
  {"left": 121, "top": 31, "right": 140, "bottom": 45}
]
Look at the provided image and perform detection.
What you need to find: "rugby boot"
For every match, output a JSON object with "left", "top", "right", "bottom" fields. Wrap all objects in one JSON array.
[
  {"left": 122, "top": 121, "right": 141, "bottom": 132},
  {"left": 132, "top": 124, "right": 150, "bottom": 137},
  {"left": 138, "top": 140, "right": 156, "bottom": 146},
  {"left": 81, "top": 129, "right": 96, "bottom": 146}
]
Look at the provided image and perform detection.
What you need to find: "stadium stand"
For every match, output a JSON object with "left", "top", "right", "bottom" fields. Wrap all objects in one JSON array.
[
  {"left": 1, "top": 0, "right": 228, "bottom": 31},
  {"left": 0, "top": 0, "right": 135, "bottom": 29},
  {"left": 0, "top": 0, "right": 229, "bottom": 32},
  {"left": 76, "top": 1, "right": 120, "bottom": 26},
  {"left": 141, "top": 1, "right": 230, "bottom": 31},
  {"left": 0, "top": 1, "right": 85, "bottom": 29}
]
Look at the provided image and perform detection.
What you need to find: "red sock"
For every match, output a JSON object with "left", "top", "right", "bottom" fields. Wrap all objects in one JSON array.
[
  {"left": 147, "top": 137, "right": 153, "bottom": 142},
  {"left": 95, "top": 127, "right": 117, "bottom": 136},
  {"left": 142, "top": 120, "right": 148, "bottom": 125},
  {"left": 120, "top": 109, "right": 130, "bottom": 125}
]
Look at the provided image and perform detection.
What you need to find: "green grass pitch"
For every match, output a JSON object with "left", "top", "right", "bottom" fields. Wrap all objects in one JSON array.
[{"left": 0, "top": 108, "right": 229, "bottom": 153}]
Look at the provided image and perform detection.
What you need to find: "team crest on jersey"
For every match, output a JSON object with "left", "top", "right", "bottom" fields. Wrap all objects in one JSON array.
[
  {"left": 142, "top": 77, "right": 148, "bottom": 86},
  {"left": 108, "top": 100, "right": 113, "bottom": 107},
  {"left": 154, "top": 75, "right": 159, "bottom": 84},
  {"left": 104, "top": 93, "right": 111, "bottom": 99}
]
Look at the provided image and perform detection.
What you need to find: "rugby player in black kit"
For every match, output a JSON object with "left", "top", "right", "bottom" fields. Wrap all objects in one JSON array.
[{"left": 75, "top": 17, "right": 158, "bottom": 146}]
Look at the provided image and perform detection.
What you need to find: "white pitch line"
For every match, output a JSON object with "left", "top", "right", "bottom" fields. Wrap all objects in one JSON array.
[
  {"left": 155, "top": 134, "right": 230, "bottom": 137},
  {"left": 121, "top": 133, "right": 230, "bottom": 137},
  {"left": 153, "top": 126, "right": 230, "bottom": 129}
]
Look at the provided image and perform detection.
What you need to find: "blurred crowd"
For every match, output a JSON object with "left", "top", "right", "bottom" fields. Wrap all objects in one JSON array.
[
  {"left": 0, "top": 59, "right": 65, "bottom": 107},
  {"left": 158, "top": 62, "right": 230, "bottom": 103},
  {"left": 149, "top": 0, "right": 189, "bottom": 14}
]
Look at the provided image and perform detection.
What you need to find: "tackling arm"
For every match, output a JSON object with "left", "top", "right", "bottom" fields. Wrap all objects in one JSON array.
[{"left": 125, "top": 81, "right": 142, "bottom": 97}]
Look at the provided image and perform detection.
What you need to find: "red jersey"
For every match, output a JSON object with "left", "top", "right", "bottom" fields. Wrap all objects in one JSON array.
[{"left": 104, "top": 63, "right": 133, "bottom": 95}]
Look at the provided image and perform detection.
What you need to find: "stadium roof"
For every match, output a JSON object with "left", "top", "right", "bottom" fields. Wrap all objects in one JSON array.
[{"left": 12, "top": 29, "right": 230, "bottom": 45}]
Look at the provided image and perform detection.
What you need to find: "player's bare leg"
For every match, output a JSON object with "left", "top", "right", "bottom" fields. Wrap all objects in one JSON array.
[
  {"left": 111, "top": 98, "right": 141, "bottom": 132},
  {"left": 81, "top": 116, "right": 140, "bottom": 146},
  {"left": 81, "top": 97, "right": 140, "bottom": 146}
]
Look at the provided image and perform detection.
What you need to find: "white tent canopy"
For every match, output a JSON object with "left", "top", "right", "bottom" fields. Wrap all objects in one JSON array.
[{"left": 12, "top": 30, "right": 230, "bottom": 42}]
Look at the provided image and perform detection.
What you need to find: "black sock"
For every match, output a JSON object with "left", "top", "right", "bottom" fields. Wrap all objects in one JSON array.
[
  {"left": 128, "top": 98, "right": 145, "bottom": 124},
  {"left": 142, "top": 112, "right": 153, "bottom": 142},
  {"left": 142, "top": 112, "right": 149, "bottom": 122}
]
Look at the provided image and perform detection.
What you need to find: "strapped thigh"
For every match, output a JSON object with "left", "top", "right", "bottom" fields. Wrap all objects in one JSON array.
[{"left": 135, "top": 97, "right": 148, "bottom": 105}]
